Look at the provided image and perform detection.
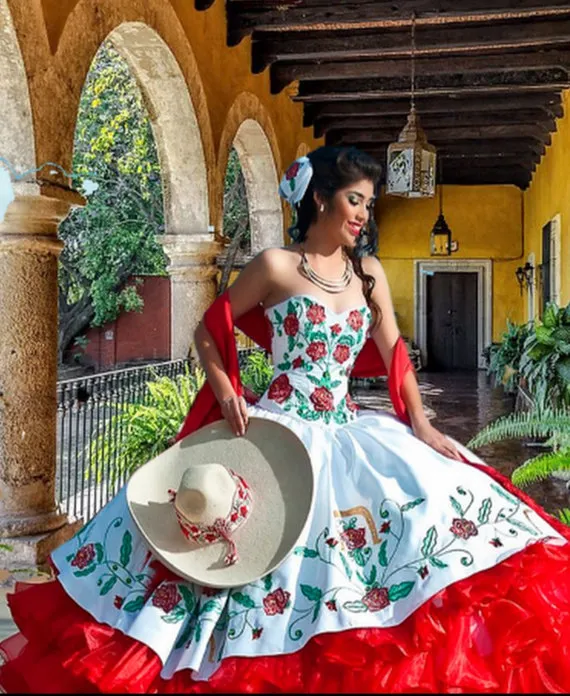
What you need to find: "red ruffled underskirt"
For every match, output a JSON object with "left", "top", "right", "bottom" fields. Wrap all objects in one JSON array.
[{"left": 2, "top": 463, "right": 570, "bottom": 694}]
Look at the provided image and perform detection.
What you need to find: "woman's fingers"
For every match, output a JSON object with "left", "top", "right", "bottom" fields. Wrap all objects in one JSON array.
[
  {"left": 238, "top": 396, "right": 249, "bottom": 431},
  {"left": 220, "top": 395, "right": 247, "bottom": 436}
]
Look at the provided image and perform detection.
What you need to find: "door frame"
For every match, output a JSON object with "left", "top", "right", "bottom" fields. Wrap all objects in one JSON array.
[{"left": 414, "top": 259, "right": 493, "bottom": 370}]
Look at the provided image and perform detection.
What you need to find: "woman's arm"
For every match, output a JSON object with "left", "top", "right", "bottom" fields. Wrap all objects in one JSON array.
[
  {"left": 362, "top": 256, "right": 461, "bottom": 460},
  {"left": 193, "top": 249, "right": 276, "bottom": 436}
]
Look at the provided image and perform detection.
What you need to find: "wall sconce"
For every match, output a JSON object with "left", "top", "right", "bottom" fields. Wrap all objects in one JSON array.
[{"left": 515, "top": 262, "right": 534, "bottom": 295}]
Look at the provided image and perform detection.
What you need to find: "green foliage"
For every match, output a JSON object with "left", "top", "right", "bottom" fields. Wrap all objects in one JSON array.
[
  {"left": 468, "top": 407, "right": 570, "bottom": 522},
  {"left": 58, "top": 40, "right": 167, "bottom": 350},
  {"left": 483, "top": 320, "right": 532, "bottom": 394},
  {"left": 519, "top": 301, "right": 570, "bottom": 410},
  {"left": 223, "top": 148, "right": 250, "bottom": 252},
  {"left": 240, "top": 350, "right": 274, "bottom": 396},
  {"left": 89, "top": 367, "right": 205, "bottom": 483}
]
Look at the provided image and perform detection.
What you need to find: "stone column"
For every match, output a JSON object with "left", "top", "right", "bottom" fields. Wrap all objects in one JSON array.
[
  {"left": 160, "top": 234, "right": 222, "bottom": 360},
  {"left": 0, "top": 190, "right": 83, "bottom": 566}
]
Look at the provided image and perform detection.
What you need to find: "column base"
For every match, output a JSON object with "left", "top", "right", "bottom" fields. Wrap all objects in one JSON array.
[{"left": 0, "top": 516, "right": 82, "bottom": 571}]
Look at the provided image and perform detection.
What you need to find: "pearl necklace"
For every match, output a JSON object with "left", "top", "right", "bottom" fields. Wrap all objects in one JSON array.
[{"left": 299, "top": 247, "right": 353, "bottom": 294}]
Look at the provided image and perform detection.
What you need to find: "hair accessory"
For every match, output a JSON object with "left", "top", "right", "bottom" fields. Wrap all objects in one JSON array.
[{"left": 278, "top": 156, "right": 313, "bottom": 206}]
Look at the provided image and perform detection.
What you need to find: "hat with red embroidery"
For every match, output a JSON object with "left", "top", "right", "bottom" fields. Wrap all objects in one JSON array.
[{"left": 126, "top": 417, "right": 314, "bottom": 588}]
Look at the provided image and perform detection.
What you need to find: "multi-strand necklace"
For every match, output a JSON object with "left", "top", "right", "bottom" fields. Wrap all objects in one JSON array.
[{"left": 299, "top": 246, "right": 353, "bottom": 293}]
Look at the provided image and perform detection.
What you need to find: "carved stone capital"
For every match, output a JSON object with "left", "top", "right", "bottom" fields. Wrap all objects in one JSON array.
[{"left": 160, "top": 233, "right": 222, "bottom": 282}]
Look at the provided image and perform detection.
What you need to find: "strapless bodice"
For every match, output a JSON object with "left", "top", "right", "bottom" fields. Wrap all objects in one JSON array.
[{"left": 256, "top": 294, "right": 371, "bottom": 425}]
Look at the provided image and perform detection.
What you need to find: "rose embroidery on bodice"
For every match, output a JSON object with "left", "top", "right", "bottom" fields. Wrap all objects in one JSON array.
[{"left": 259, "top": 295, "right": 371, "bottom": 424}]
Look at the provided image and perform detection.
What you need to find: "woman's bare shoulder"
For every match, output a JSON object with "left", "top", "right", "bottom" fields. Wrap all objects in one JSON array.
[{"left": 361, "top": 254, "right": 386, "bottom": 279}]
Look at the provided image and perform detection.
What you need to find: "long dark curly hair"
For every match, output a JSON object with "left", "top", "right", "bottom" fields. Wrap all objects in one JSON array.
[{"left": 288, "top": 146, "right": 383, "bottom": 328}]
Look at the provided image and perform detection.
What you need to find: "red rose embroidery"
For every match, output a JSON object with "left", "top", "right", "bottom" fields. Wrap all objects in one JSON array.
[
  {"left": 380, "top": 521, "right": 391, "bottom": 534},
  {"left": 346, "top": 394, "right": 359, "bottom": 413},
  {"left": 285, "top": 162, "right": 300, "bottom": 180},
  {"left": 268, "top": 374, "right": 293, "bottom": 404},
  {"left": 331, "top": 324, "right": 342, "bottom": 335},
  {"left": 341, "top": 527, "right": 366, "bottom": 550},
  {"left": 348, "top": 310, "right": 364, "bottom": 331},
  {"left": 418, "top": 566, "right": 429, "bottom": 579},
  {"left": 326, "top": 537, "right": 338, "bottom": 548},
  {"left": 325, "top": 600, "right": 337, "bottom": 612},
  {"left": 333, "top": 344, "right": 350, "bottom": 364},
  {"left": 152, "top": 584, "right": 181, "bottom": 613},
  {"left": 310, "top": 387, "right": 334, "bottom": 412},
  {"left": 292, "top": 356, "right": 304, "bottom": 369},
  {"left": 263, "top": 588, "right": 290, "bottom": 616},
  {"left": 362, "top": 587, "right": 390, "bottom": 612},
  {"left": 252, "top": 627, "right": 263, "bottom": 640},
  {"left": 450, "top": 518, "right": 478, "bottom": 540},
  {"left": 114, "top": 595, "right": 124, "bottom": 609},
  {"left": 71, "top": 543, "right": 95, "bottom": 570},
  {"left": 306, "top": 341, "right": 327, "bottom": 362},
  {"left": 283, "top": 314, "right": 299, "bottom": 336},
  {"left": 307, "top": 304, "right": 326, "bottom": 324}
]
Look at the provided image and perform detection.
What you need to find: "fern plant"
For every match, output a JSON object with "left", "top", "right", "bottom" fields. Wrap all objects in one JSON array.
[
  {"left": 484, "top": 320, "right": 532, "bottom": 394},
  {"left": 88, "top": 366, "right": 205, "bottom": 484},
  {"left": 467, "top": 408, "right": 570, "bottom": 521},
  {"left": 240, "top": 350, "right": 274, "bottom": 397}
]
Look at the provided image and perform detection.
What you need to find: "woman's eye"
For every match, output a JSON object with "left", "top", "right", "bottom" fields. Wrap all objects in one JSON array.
[{"left": 348, "top": 197, "right": 359, "bottom": 205}]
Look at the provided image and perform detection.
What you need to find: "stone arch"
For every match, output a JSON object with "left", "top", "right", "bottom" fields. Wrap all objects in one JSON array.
[
  {"left": 0, "top": 0, "right": 36, "bottom": 184},
  {"left": 218, "top": 93, "right": 284, "bottom": 254},
  {"left": 55, "top": 7, "right": 220, "bottom": 359}
]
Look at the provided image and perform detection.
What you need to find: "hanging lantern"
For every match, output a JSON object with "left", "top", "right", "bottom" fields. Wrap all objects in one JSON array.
[
  {"left": 386, "top": 15, "right": 437, "bottom": 199},
  {"left": 430, "top": 172, "right": 458, "bottom": 256}
]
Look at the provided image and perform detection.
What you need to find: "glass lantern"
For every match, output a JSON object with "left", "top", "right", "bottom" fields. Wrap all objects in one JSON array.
[{"left": 386, "top": 107, "right": 437, "bottom": 198}]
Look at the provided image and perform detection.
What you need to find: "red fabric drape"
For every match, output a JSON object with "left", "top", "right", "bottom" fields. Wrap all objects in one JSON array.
[{"left": 176, "top": 292, "right": 413, "bottom": 442}]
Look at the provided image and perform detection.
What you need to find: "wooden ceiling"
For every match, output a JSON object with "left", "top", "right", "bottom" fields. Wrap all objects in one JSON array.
[{"left": 195, "top": 1, "right": 570, "bottom": 189}]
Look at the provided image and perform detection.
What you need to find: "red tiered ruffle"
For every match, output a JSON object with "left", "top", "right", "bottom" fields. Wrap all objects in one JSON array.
[{"left": 1, "top": 464, "right": 570, "bottom": 694}]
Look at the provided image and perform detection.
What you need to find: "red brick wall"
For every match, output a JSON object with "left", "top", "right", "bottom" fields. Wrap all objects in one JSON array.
[{"left": 80, "top": 276, "right": 171, "bottom": 370}]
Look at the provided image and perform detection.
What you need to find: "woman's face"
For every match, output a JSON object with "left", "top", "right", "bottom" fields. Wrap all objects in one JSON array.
[{"left": 320, "top": 178, "right": 376, "bottom": 248}]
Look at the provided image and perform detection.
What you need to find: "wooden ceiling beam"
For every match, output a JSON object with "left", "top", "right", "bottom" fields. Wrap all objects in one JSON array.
[
  {"left": 304, "top": 93, "right": 564, "bottom": 125},
  {"left": 347, "top": 137, "right": 546, "bottom": 156},
  {"left": 271, "top": 49, "right": 570, "bottom": 94},
  {"left": 252, "top": 19, "right": 570, "bottom": 72},
  {"left": 364, "top": 148, "right": 539, "bottom": 170},
  {"left": 228, "top": 1, "right": 570, "bottom": 46},
  {"left": 329, "top": 123, "right": 551, "bottom": 145},
  {"left": 314, "top": 111, "right": 556, "bottom": 138}
]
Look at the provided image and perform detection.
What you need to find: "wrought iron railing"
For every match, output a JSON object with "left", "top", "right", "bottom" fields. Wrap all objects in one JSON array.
[{"left": 56, "top": 359, "right": 191, "bottom": 523}]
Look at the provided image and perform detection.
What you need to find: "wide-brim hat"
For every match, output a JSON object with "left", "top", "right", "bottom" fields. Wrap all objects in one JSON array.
[{"left": 126, "top": 417, "right": 314, "bottom": 588}]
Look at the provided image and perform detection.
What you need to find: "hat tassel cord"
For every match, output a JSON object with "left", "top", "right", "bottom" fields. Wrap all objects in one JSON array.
[{"left": 213, "top": 518, "right": 238, "bottom": 566}]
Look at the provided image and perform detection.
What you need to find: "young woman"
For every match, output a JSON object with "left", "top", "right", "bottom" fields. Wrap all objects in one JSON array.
[{"left": 1, "top": 146, "right": 569, "bottom": 693}]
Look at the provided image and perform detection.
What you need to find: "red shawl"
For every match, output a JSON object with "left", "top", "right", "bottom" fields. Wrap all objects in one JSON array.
[{"left": 176, "top": 292, "right": 413, "bottom": 441}]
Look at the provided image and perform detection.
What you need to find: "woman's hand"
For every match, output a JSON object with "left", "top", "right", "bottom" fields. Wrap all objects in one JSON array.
[
  {"left": 411, "top": 418, "right": 462, "bottom": 461},
  {"left": 220, "top": 392, "right": 249, "bottom": 437}
]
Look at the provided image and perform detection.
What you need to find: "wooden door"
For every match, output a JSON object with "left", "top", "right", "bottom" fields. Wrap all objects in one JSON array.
[
  {"left": 541, "top": 221, "right": 552, "bottom": 314},
  {"left": 426, "top": 272, "right": 478, "bottom": 371}
]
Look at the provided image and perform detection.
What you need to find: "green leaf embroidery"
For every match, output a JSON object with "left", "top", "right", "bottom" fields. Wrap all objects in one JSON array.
[
  {"left": 95, "top": 543, "right": 104, "bottom": 563},
  {"left": 338, "top": 335, "right": 355, "bottom": 347},
  {"left": 378, "top": 540, "right": 388, "bottom": 567},
  {"left": 232, "top": 592, "right": 256, "bottom": 609},
  {"left": 287, "top": 301, "right": 296, "bottom": 316},
  {"left": 312, "top": 602, "right": 321, "bottom": 623},
  {"left": 507, "top": 518, "right": 539, "bottom": 537},
  {"left": 290, "top": 178, "right": 295, "bottom": 192},
  {"left": 490, "top": 483, "right": 519, "bottom": 506},
  {"left": 401, "top": 497, "right": 425, "bottom": 512},
  {"left": 379, "top": 509, "right": 389, "bottom": 519},
  {"left": 179, "top": 585, "right": 196, "bottom": 614},
  {"left": 421, "top": 525, "right": 438, "bottom": 558},
  {"left": 274, "top": 309, "right": 284, "bottom": 323},
  {"left": 366, "top": 565, "right": 378, "bottom": 587},
  {"left": 478, "top": 498, "right": 492, "bottom": 525},
  {"left": 174, "top": 620, "right": 193, "bottom": 650},
  {"left": 66, "top": 553, "right": 74, "bottom": 562},
  {"left": 263, "top": 574, "right": 273, "bottom": 591},
  {"left": 120, "top": 530, "right": 132, "bottom": 567},
  {"left": 342, "top": 600, "right": 368, "bottom": 613},
  {"left": 388, "top": 581, "right": 415, "bottom": 602},
  {"left": 200, "top": 599, "right": 217, "bottom": 615},
  {"left": 123, "top": 595, "right": 145, "bottom": 612},
  {"left": 277, "top": 361, "right": 291, "bottom": 371},
  {"left": 351, "top": 548, "right": 368, "bottom": 567},
  {"left": 294, "top": 547, "right": 318, "bottom": 559},
  {"left": 429, "top": 556, "right": 449, "bottom": 569},
  {"left": 73, "top": 565, "right": 97, "bottom": 578},
  {"left": 288, "top": 335, "right": 296, "bottom": 352},
  {"left": 301, "top": 584, "right": 322, "bottom": 602},
  {"left": 100, "top": 576, "right": 117, "bottom": 595},
  {"left": 163, "top": 605, "right": 186, "bottom": 624},
  {"left": 449, "top": 496, "right": 464, "bottom": 517},
  {"left": 195, "top": 620, "right": 202, "bottom": 642}
]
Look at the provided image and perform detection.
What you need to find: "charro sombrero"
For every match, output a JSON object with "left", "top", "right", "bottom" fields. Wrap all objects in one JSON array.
[{"left": 126, "top": 417, "right": 314, "bottom": 588}]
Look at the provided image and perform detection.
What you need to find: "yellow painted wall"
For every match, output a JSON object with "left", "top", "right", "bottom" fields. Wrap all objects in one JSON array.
[
  {"left": 524, "top": 89, "right": 570, "bottom": 315},
  {"left": 377, "top": 185, "right": 525, "bottom": 341}
]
